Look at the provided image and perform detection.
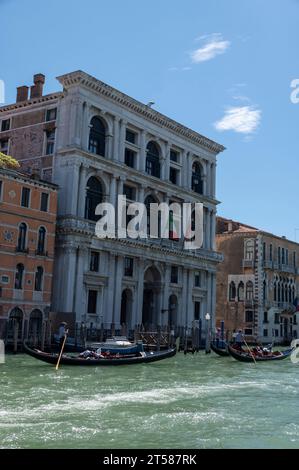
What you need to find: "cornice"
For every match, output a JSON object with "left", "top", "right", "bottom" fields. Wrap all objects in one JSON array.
[
  {"left": 0, "top": 92, "right": 63, "bottom": 113},
  {"left": 56, "top": 70, "right": 225, "bottom": 155}
]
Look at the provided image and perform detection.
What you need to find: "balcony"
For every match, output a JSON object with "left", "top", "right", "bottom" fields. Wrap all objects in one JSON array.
[
  {"left": 242, "top": 259, "right": 254, "bottom": 268},
  {"left": 15, "top": 247, "right": 29, "bottom": 254},
  {"left": 35, "top": 250, "right": 48, "bottom": 257}
]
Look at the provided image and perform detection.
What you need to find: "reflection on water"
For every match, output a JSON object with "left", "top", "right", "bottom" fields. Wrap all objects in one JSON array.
[{"left": 0, "top": 353, "right": 299, "bottom": 449}]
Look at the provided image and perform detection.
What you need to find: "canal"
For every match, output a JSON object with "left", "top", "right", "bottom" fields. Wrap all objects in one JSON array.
[{"left": 0, "top": 352, "right": 298, "bottom": 449}]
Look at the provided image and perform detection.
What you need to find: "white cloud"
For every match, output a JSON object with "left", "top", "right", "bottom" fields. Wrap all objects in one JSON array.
[
  {"left": 190, "top": 33, "right": 230, "bottom": 63},
  {"left": 214, "top": 106, "right": 261, "bottom": 134}
]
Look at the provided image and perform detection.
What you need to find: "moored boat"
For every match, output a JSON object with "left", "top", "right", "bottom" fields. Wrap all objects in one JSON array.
[
  {"left": 23, "top": 342, "right": 176, "bottom": 366},
  {"left": 210, "top": 341, "right": 230, "bottom": 357},
  {"left": 228, "top": 344, "right": 293, "bottom": 363}
]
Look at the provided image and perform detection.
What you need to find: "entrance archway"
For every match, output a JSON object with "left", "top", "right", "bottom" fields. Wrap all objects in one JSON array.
[
  {"left": 28, "top": 309, "right": 43, "bottom": 344},
  {"left": 7, "top": 307, "right": 24, "bottom": 340},
  {"left": 168, "top": 294, "right": 178, "bottom": 328},
  {"left": 142, "top": 266, "right": 162, "bottom": 328},
  {"left": 120, "top": 289, "right": 133, "bottom": 328}
]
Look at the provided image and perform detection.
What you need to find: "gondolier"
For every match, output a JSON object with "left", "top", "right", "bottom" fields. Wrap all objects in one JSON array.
[
  {"left": 58, "top": 322, "right": 68, "bottom": 348},
  {"left": 235, "top": 329, "right": 244, "bottom": 349}
]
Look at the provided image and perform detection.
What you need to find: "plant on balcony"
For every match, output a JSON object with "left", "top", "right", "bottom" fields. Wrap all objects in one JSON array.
[{"left": 0, "top": 152, "right": 20, "bottom": 169}]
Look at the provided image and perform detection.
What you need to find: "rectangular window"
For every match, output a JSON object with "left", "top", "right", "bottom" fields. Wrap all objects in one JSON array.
[
  {"left": 40, "top": 192, "right": 49, "bottom": 212},
  {"left": 263, "top": 329, "right": 268, "bottom": 337},
  {"left": 123, "top": 185, "right": 136, "bottom": 201},
  {"left": 278, "top": 247, "right": 281, "bottom": 264},
  {"left": 87, "top": 290, "right": 97, "bottom": 314},
  {"left": 1, "top": 119, "right": 10, "bottom": 132},
  {"left": 275, "top": 313, "right": 280, "bottom": 324},
  {"left": 90, "top": 251, "right": 99, "bottom": 272},
  {"left": 286, "top": 249, "right": 289, "bottom": 266},
  {"left": 194, "top": 271, "right": 201, "bottom": 287},
  {"left": 46, "top": 108, "right": 57, "bottom": 122},
  {"left": 269, "top": 244, "right": 273, "bottom": 261},
  {"left": 124, "top": 257, "right": 134, "bottom": 277},
  {"left": 45, "top": 130, "right": 55, "bottom": 155},
  {"left": 125, "top": 129, "right": 136, "bottom": 144},
  {"left": 244, "top": 328, "right": 253, "bottom": 335},
  {"left": 294, "top": 251, "right": 296, "bottom": 268},
  {"left": 245, "top": 311, "right": 253, "bottom": 323},
  {"left": 170, "top": 150, "right": 178, "bottom": 162},
  {"left": 0, "top": 139, "right": 8, "bottom": 154},
  {"left": 194, "top": 301, "right": 201, "bottom": 320},
  {"left": 282, "top": 248, "right": 285, "bottom": 265},
  {"left": 21, "top": 187, "right": 30, "bottom": 208},
  {"left": 171, "top": 266, "right": 178, "bottom": 284},
  {"left": 262, "top": 242, "right": 266, "bottom": 261},
  {"left": 169, "top": 167, "right": 178, "bottom": 185},
  {"left": 124, "top": 148, "right": 136, "bottom": 168},
  {"left": 263, "top": 311, "right": 268, "bottom": 323},
  {"left": 275, "top": 329, "right": 279, "bottom": 337}
]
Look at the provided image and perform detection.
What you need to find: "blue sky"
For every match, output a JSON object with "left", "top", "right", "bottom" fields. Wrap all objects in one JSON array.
[{"left": 1, "top": 0, "right": 299, "bottom": 240}]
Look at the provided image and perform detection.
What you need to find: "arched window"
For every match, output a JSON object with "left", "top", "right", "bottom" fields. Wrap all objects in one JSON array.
[
  {"left": 89, "top": 116, "right": 106, "bottom": 157},
  {"left": 85, "top": 176, "right": 104, "bottom": 221},
  {"left": 17, "top": 223, "right": 27, "bottom": 252},
  {"left": 274, "top": 281, "right": 277, "bottom": 301},
  {"left": 229, "top": 281, "right": 236, "bottom": 301},
  {"left": 238, "top": 282, "right": 244, "bottom": 301},
  {"left": 278, "top": 282, "right": 281, "bottom": 302},
  {"left": 192, "top": 162, "right": 203, "bottom": 194},
  {"left": 246, "top": 281, "right": 254, "bottom": 301},
  {"left": 244, "top": 239, "right": 254, "bottom": 261},
  {"left": 146, "top": 141, "right": 160, "bottom": 178},
  {"left": 15, "top": 263, "right": 24, "bottom": 290},
  {"left": 37, "top": 227, "right": 46, "bottom": 255},
  {"left": 34, "top": 266, "right": 43, "bottom": 291}
]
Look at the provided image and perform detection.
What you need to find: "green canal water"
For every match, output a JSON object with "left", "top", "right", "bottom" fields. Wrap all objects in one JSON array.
[{"left": 0, "top": 352, "right": 299, "bottom": 449}]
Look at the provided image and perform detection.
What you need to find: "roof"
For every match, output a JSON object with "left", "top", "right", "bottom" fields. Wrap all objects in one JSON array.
[
  {"left": 0, "top": 167, "right": 58, "bottom": 190},
  {"left": 56, "top": 70, "right": 226, "bottom": 155}
]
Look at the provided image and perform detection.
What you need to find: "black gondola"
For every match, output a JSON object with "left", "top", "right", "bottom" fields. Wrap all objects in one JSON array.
[
  {"left": 228, "top": 344, "right": 293, "bottom": 363},
  {"left": 23, "top": 342, "right": 176, "bottom": 366},
  {"left": 210, "top": 341, "right": 230, "bottom": 357}
]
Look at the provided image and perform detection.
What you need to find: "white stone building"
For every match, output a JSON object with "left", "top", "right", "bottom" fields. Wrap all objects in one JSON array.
[{"left": 0, "top": 71, "right": 225, "bottom": 332}]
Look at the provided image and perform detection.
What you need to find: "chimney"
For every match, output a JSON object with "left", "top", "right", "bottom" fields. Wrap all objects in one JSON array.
[
  {"left": 30, "top": 73, "right": 45, "bottom": 99},
  {"left": 16, "top": 86, "right": 29, "bottom": 102}
]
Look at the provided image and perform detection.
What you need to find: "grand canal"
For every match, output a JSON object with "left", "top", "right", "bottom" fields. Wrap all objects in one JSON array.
[{"left": 1, "top": 351, "right": 299, "bottom": 449}]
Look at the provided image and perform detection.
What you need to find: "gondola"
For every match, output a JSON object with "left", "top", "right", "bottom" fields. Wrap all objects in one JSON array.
[
  {"left": 23, "top": 342, "right": 176, "bottom": 366},
  {"left": 228, "top": 344, "right": 293, "bottom": 363},
  {"left": 210, "top": 341, "right": 230, "bottom": 357}
]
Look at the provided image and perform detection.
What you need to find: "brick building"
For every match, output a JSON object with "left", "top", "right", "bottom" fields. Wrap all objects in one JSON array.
[
  {"left": 216, "top": 217, "right": 299, "bottom": 344},
  {"left": 0, "top": 167, "right": 58, "bottom": 344}
]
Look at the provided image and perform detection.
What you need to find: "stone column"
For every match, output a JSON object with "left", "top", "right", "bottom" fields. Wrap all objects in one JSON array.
[
  {"left": 162, "top": 265, "right": 170, "bottom": 325},
  {"left": 206, "top": 161, "right": 211, "bottom": 197},
  {"left": 186, "top": 269, "right": 194, "bottom": 327},
  {"left": 139, "top": 130, "right": 146, "bottom": 172},
  {"left": 113, "top": 116, "right": 120, "bottom": 161},
  {"left": 118, "top": 119, "right": 127, "bottom": 163},
  {"left": 104, "top": 253, "right": 116, "bottom": 325},
  {"left": 210, "top": 210, "right": 216, "bottom": 251},
  {"left": 113, "top": 255, "right": 123, "bottom": 327},
  {"left": 186, "top": 152, "right": 192, "bottom": 189},
  {"left": 180, "top": 268, "right": 188, "bottom": 327},
  {"left": 109, "top": 175, "right": 117, "bottom": 205},
  {"left": 136, "top": 258, "right": 145, "bottom": 325},
  {"left": 74, "top": 246, "right": 88, "bottom": 322},
  {"left": 211, "top": 163, "right": 216, "bottom": 198},
  {"left": 77, "top": 164, "right": 88, "bottom": 218},
  {"left": 67, "top": 161, "right": 80, "bottom": 216},
  {"left": 63, "top": 245, "right": 78, "bottom": 312},
  {"left": 162, "top": 142, "right": 170, "bottom": 181}
]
